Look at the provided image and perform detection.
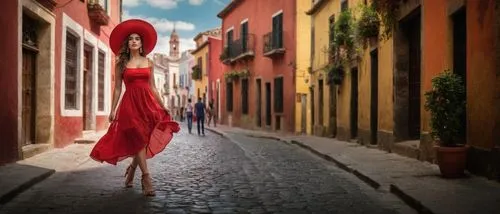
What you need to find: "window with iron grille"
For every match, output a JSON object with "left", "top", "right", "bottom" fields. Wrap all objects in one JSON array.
[
  {"left": 329, "top": 15, "right": 335, "bottom": 63},
  {"left": 65, "top": 32, "right": 78, "bottom": 110},
  {"left": 272, "top": 13, "right": 283, "bottom": 49},
  {"left": 205, "top": 52, "right": 209, "bottom": 76},
  {"left": 241, "top": 21, "right": 248, "bottom": 52},
  {"left": 226, "top": 82, "right": 233, "bottom": 112},
  {"left": 226, "top": 30, "right": 233, "bottom": 57},
  {"left": 341, "top": 0, "right": 348, "bottom": 12},
  {"left": 241, "top": 78, "right": 249, "bottom": 114},
  {"left": 274, "top": 77, "right": 283, "bottom": 113},
  {"left": 98, "top": 51, "right": 105, "bottom": 111}
]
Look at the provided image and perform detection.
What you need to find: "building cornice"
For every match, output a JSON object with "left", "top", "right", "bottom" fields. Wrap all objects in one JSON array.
[
  {"left": 217, "top": 0, "right": 244, "bottom": 19},
  {"left": 306, "top": 0, "right": 328, "bottom": 15}
]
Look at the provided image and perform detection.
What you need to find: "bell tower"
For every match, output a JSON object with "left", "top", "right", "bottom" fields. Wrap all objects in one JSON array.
[{"left": 169, "top": 25, "right": 180, "bottom": 58}]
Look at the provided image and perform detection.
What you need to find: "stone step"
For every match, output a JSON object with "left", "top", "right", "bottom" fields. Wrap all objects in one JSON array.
[{"left": 391, "top": 140, "right": 420, "bottom": 160}]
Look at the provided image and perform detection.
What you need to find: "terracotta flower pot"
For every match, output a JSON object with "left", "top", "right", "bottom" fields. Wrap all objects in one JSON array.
[{"left": 434, "top": 145, "right": 469, "bottom": 178}]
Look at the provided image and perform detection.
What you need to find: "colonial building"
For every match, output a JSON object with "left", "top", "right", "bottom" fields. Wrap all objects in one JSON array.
[
  {"left": 153, "top": 29, "right": 181, "bottom": 118},
  {"left": 306, "top": 0, "right": 500, "bottom": 181},
  {"left": 217, "top": 0, "right": 296, "bottom": 132},
  {"left": 191, "top": 28, "right": 222, "bottom": 105},
  {"left": 0, "top": 0, "right": 121, "bottom": 165},
  {"left": 179, "top": 50, "right": 195, "bottom": 106}
]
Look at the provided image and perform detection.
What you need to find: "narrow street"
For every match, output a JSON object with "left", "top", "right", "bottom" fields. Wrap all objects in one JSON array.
[{"left": 0, "top": 126, "right": 414, "bottom": 214}]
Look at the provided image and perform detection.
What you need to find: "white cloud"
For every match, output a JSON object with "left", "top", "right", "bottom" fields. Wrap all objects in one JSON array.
[
  {"left": 213, "top": 0, "right": 226, "bottom": 6},
  {"left": 123, "top": 10, "right": 196, "bottom": 33},
  {"left": 189, "top": 0, "right": 204, "bottom": 5},
  {"left": 123, "top": 0, "right": 141, "bottom": 7},
  {"left": 150, "top": 34, "right": 196, "bottom": 56},
  {"left": 145, "top": 0, "right": 180, "bottom": 9}
]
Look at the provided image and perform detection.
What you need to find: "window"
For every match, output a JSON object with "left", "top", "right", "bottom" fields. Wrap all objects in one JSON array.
[
  {"left": 98, "top": 51, "right": 105, "bottom": 111},
  {"left": 197, "top": 57, "right": 202, "bottom": 72},
  {"left": 226, "top": 82, "right": 233, "bottom": 112},
  {"left": 173, "top": 73, "right": 176, "bottom": 86},
  {"left": 274, "top": 77, "right": 284, "bottom": 113},
  {"left": 329, "top": 15, "right": 335, "bottom": 62},
  {"left": 65, "top": 32, "right": 78, "bottom": 110},
  {"left": 241, "top": 21, "right": 248, "bottom": 52},
  {"left": 242, "top": 78, "right": 249, "bottom": 114},
  {"left": 205, "top": 52, "right": 209, "bottom": 76},
  {"left": 341, "top": 0, "right": 348, "bottom": 12},
  {"left": 226, "top": 29, "right": 234, "bottom": 57},
  {"left": 272, "top": 12, "right": 283, "bottom": 49}
]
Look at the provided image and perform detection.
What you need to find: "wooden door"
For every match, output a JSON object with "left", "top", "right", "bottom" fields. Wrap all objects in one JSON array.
[
  {"left": 351, "top": 67, "right": 358, "bottom": 139},
  {"left": 301, "top": 94, "right": 307, "bottom": 134},
  {"left": 408, "top": 15, "right": 421, "bottom": 140},
  {"left": 22, "top": 49, "right": 37, "bottom": 146},
  {"left": 265, "top": 82, "right": 271, "bottom": 126},
  {"left": 370, "top": 50, "right": 379, "bottom": 144},
  {"left": 256, "top": 79, "right": 262, "bottom": 127}
]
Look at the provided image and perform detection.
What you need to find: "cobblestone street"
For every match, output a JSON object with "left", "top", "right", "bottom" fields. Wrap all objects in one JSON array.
[{"left": 0, "top": 126, "right": 414, "bottom": 214}]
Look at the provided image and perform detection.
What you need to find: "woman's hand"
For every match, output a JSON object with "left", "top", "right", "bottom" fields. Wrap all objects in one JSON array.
[{"left": 108, "top": 110, "right": 116, "bottom": 122}]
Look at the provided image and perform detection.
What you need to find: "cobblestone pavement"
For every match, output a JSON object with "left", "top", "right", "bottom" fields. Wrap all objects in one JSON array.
[{"left": 0, "top": 126, "right": 415, "bottom": 214}]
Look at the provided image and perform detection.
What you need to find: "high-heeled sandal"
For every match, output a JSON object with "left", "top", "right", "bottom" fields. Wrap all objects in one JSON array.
[
  {"left": 141, "top": 173, "right": 156, "bottom": 196},
  {"left": 124, "top": 165, "right": 135, "bottom": 188}
]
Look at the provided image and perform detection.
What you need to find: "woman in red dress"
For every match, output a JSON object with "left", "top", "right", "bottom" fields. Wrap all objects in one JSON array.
[{"left": 90, "top": 19, "right": 180, "bottom": 196}]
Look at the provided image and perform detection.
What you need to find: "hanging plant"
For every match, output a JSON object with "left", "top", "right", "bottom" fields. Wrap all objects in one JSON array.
[
  {"left": 224, "top": 68, "right": 250, "bottom": 82},
  {"left": 334, "top": 10, "right": 355, "bottom": 48},
  {"left": 357, "top": 4, "right": 380, "bottom": 40},
  {"left": 191, "top": 65, "right": 202, "bottom": 80},
  {"left": 372, "top": 0, "right": 402, "bottom": 40},
  {"left": 323, "top": 63, "right": 345, "bottom": 85}
]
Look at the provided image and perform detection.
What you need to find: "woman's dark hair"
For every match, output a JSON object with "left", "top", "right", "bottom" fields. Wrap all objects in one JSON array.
[{"left": 116, "top": 34, "right": 145, "bottom": 75}]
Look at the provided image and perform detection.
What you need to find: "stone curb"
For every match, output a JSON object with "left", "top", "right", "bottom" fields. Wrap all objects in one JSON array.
[
  {"left": 0, "top": 168, "right": 55, "bottom": 205},
  {"left": 208, "top": 127, "right": 433, "bottom": 214}
]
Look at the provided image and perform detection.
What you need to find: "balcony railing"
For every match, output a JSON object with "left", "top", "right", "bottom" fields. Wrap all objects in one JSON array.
[
  {"left": 263, "top": 31, "right": 285, "bottom": 57},
  {"left": 223, "top": 34, "right": 255, "bottom": 64},
  {"left": 88, "top": 0, "right": 110, "bottom": 26}
]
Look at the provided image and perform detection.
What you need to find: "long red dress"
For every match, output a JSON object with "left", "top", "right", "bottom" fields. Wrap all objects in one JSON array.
[{"left": 90, "top": 67, "right": 180, "bottom": 165}]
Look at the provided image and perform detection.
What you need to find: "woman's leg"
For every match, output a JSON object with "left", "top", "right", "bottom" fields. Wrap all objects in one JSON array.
[{"left": 136, "top": 147, "right": 155, "bottom": 196}]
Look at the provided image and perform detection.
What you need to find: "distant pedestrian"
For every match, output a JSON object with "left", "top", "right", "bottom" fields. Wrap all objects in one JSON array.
[
  {"left": 194, "top": 97, "right": 206, "bottom": 136},
  {"left": 185, "top": 99, "right": 193, "bottom": 134},
  {"left": 207, "top": 99, "right": 216, "bottom": 127}
]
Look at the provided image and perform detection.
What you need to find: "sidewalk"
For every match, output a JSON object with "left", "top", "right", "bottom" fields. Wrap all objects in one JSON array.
[
  {"left": 207, "top": 125, "right": 500, "bottom": 214},
  {"left": 0, "top": 131, "right": 104, "bottom": 205}
]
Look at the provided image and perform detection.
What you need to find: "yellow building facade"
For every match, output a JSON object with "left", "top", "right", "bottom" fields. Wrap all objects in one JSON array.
[
  {"left": 307, "top": 0, "right": 394, "bottom": 146},
  {"left": 191, "top": 34, "right": 209, "bottom": 103},
  {"left": 294, "top": 0, "right": 312, "bottom": 134}
]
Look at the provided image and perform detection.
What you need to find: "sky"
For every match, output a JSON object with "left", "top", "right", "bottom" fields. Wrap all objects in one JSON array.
[{"left": 122, "top": 0, "right": 231, "bottom": 56}]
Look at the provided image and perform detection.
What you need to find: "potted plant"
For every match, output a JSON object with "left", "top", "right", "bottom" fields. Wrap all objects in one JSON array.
[
  {"left": 357, "top": 4, "right": 380, "bottom": 44},
  {"left": 424, "top": 70, "right": 468, "bottom": 178}
]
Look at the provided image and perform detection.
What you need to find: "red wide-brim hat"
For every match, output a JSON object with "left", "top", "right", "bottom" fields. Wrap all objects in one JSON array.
[{"left": 110, "top": 19, "right": 157, "bottom": 55}]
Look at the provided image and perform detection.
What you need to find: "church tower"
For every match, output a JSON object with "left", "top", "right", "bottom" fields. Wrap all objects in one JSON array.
[{"left": 169, "top": 26, "right": 180, "bottom": 58}]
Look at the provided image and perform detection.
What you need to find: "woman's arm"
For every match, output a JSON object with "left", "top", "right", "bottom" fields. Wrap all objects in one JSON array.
[
  {"left": 109, "top": 65, "right": 123, "bottom": 121},
  {"left": 148, "top": 59, "right": 168, "bottom": 111}
]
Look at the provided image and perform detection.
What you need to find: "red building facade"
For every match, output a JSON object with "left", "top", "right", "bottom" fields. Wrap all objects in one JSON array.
[
  {"left": 218, "top": 0, "right": 297, "bottom": 132},
  {"left": 207, "top": 37, "right": 224, "bottom": 123},
  {"left": 0, "top": 0, "right": 121, "bottom": 165}
]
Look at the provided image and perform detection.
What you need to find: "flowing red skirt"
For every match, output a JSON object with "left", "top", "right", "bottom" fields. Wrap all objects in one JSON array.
[{"left": 90, "top": 82, "right": 180, "bottom": 165}]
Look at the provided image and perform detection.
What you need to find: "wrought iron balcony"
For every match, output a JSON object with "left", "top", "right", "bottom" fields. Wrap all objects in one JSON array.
[
  {"left": 263, "top": 31, "right": 285, "bottom": 58},
  {"left": 87, "top": 0, "right": 110, "bottom": 26},
  {"left": 225, "top": 34, "right": 255, "bottom": 64}
]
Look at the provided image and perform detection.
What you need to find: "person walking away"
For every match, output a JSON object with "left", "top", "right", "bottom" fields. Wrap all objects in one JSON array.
[
  {"left": 194, "top": 97, "right": 205, "bottom": 136},
  {"left": 185, "top": 99, "right": 193, "bottom": 134}
]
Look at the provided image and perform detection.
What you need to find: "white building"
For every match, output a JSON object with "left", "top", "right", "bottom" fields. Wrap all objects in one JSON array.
[
  {"left": 179, "top": 50, "right": 195, "bottom": 106},
  {"left": 152, "top": 28, "right": 181, "bottom": 118}
]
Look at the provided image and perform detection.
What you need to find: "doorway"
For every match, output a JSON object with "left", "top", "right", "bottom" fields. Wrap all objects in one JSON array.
[
  {"left": 256, "top": 79, "right": 262, "bottom": 127},
  {"left": 329, "top": 84, "right": 337, "bottom": 137},
  {"left": 265, "top": 82, "right": 271, "bottom": 126},
  {"left": 83, "top": 46, "right": 94, "bottom": 131},
  {"left": 370, "top": 50, "right": 379, "bottom": 144},
  {"left": 310, "top": 87, "right": 315, "bottom": 134},
  {"left": 351, "top": 67, "right": 358, "bottom": 139},
  {"left": 22, "top": 48, "right": 37, "bottom": 146},
  {"left": 452, "top": 7, "right": 467, "bottom": 143},
  {"left": 394, "top": 8, "right": 421, "bottom": 141},
  {"left": 301, "top": 94, "right": 307, "bottom": 134},
  {"left": 318, "top": 79, "right": 324, "bottom": 125}
]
